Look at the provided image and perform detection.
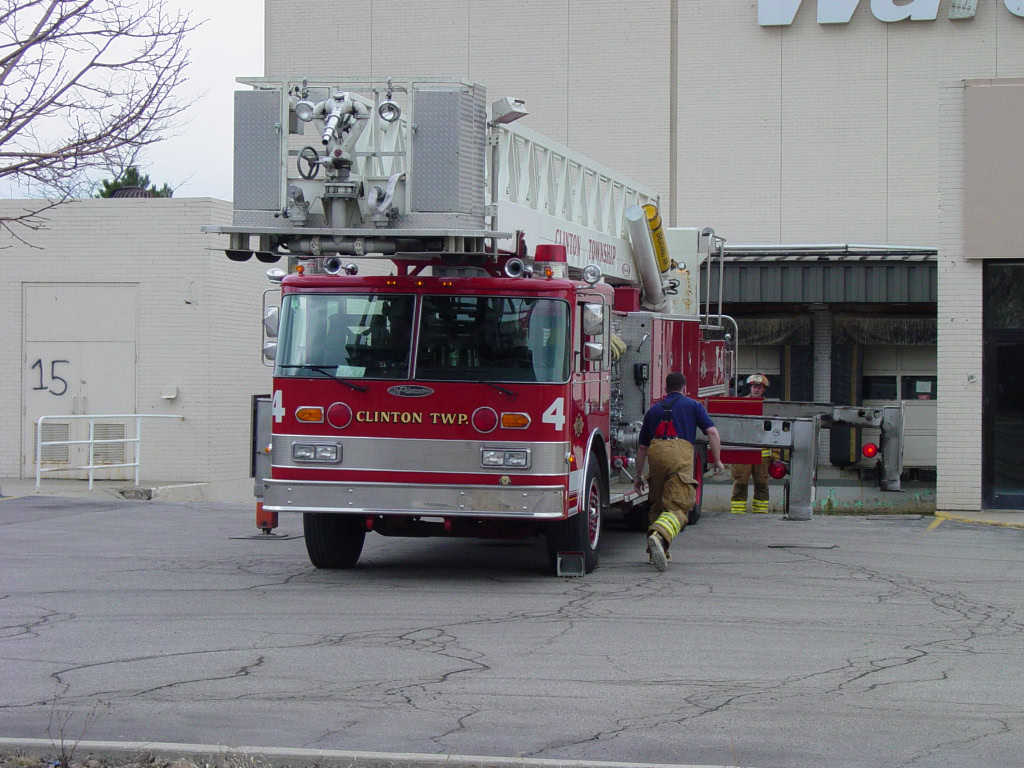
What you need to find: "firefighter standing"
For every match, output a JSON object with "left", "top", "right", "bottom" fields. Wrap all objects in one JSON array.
[
  {"left": 730, "top": 373, "right": 772, "bottom": 514},
  {"left": 633, "top": 371, "right": 724, "bottom": 571}
]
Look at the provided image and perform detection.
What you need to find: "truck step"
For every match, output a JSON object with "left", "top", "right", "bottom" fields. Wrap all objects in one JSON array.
[{"left": 556, "top": 551, "right": 585, "bottom": 578}]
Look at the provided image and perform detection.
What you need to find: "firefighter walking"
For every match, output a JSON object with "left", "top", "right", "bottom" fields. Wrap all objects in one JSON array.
[
  {"left": 730, "top": 373, "right": 772, "bottom": 514},
  {"left": 634, "top": 372, "right": 724, "bottom": 571}
]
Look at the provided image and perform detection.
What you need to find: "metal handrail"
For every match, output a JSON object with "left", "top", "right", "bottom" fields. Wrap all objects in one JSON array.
[{"left": 35, "top": 414, "right": 184, "bottom": 491}]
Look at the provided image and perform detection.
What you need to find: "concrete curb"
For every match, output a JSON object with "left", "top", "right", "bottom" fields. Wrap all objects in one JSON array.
[
  {"left": 0, "top": 738, "right": 739, "bottom": 768},
  {"left": 935, "top": 510, "right": 1024, "bottom": 529}
]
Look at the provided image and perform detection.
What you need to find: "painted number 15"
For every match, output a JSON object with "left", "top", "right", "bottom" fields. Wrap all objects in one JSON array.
[{"left": 31, "top": 359, "right": 69, "bottom": 396}]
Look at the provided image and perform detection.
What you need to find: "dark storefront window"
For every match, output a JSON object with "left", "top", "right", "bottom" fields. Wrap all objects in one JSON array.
[
  {"left": 984, "top": 263, "right": 1024, "bottom": 508},
  {"left": 862, "top": 376, "right": 897, "bottom": 400},
  {"left": 861, "top": 375, "right": 936, "bottom": 401},
  {"left": 902, "top": 376, "right": 937, "bottom": 401},
  {"left": 986, "top": 264, "right": 1024, "bottom": 330}
]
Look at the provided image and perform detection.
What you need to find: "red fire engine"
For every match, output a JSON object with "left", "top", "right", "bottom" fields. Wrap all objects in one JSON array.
[{"left": 206, "top": 76, "right": 902, "bottom": 576}]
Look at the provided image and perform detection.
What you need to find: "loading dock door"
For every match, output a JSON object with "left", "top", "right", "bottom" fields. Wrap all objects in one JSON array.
[{"left": 22, "top": 284, "right": 138, "bottom": 480}]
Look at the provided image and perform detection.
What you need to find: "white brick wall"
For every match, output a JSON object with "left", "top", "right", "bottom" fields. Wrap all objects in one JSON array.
[
  {"left": 937, "top": 83, "right": 983, "bottom": 512},
  {"left": 260, "top": 4, "right": 1023, "bottom": 506},
  {"left": 0, "top": 199, "right": 272, "bottom": 482},
  {"left": 264, "top": 3, "right": 1024, "bottom": 243}
]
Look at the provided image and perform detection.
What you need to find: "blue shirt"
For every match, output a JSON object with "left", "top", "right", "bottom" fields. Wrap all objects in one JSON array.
[{"left": 638, "top": 392, "right": 715, "bottom": 447}]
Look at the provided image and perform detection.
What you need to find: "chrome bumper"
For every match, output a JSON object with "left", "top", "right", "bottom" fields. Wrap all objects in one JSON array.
[{"left": 262, "top": 479, "right": 566, "bottom": 519}]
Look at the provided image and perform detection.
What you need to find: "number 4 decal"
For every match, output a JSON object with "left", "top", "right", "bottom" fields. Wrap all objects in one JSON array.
[
  {"left": 542, "top": 397, "right": 565, "bottom": 430},
  {"left": 272, "top": 390, "right": 285, "bottom": 423}
]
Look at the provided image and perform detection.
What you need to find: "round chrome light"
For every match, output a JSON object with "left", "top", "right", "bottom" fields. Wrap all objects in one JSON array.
[
  {"left": 295, "top": 100, "right": 316, "bottom": 122},
  {"left": 582, "top": 264, "right": 602, "bottom": 285},
  {"left": 378, "top": 99, "right": 401, "bottom": 123}
]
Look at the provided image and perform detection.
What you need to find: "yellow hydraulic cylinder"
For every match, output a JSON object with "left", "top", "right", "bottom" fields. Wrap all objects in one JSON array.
[{"left": 643, "top": 203, "right": 671, "bottom": 274}]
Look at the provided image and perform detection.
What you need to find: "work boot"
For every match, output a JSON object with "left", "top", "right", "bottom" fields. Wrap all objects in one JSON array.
[
  {"left": 647, "top": 532, "right": 669, "bottom": 572},
  {"left": 648, "top": 548, "right": 672, "bottom": 565}
]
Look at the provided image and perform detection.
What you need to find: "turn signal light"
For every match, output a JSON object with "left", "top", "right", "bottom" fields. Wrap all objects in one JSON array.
[
  {"left": 501, "top": 412, "right": 531, "bottom": 429},
  {"left": 862, "top": 442, "right": 879, "bottom": 458},
  {"left": 767, "top": 460, "right": 788, "bottom": 480},
  {"left": 295, "top": 406, "right": 324, "bottom": 422}
]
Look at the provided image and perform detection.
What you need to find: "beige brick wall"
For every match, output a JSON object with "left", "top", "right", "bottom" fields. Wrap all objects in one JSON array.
[{"left": 0, "top": 199, "right": 272, "bottom": 482}]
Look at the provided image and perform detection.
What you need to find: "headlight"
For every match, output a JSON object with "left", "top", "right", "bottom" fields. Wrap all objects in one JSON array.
[
  {"left": 293, "top": 443, "right": 340, "bottom": 462},
  {"left": 503, "top": 450, "right": 528, "bottom": 467},
  {"left": 315, "top": 445, "right": 338, "bottom": 461},
  {"left": 480, "top": 448, "right": 531, "bottom": 468},
  {"left": 482, "top": 449, "right": 505, "bottom": 467}
]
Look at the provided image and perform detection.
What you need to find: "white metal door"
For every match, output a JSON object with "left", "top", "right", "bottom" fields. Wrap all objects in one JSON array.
[{"left": 22, "top": 284, "right": 138, "bottom": 480}]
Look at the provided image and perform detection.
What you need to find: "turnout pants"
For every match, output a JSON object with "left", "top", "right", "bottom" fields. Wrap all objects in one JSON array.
[
  {"left": 730, "top": 454, "right": 770, "bottom": 513},
  {"left": 646, "top": 439, "right": 698, "bottom": 547}
]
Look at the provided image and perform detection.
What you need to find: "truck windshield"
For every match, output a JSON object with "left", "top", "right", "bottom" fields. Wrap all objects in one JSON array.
[
  {"left": 416, "top": 296, "right": 570, "bottom": 383},
  {"left": 276, "top": 293, "right": 415, "bottom": 379}
]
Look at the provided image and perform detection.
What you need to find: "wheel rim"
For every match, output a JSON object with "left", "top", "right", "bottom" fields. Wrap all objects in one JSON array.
[{"left": 587, "top": 475, "right": 601, "bottom": 549}]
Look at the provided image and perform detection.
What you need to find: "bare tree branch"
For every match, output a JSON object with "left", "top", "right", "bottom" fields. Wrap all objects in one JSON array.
[{"left": 0, "top": 0, "right": 200, "bottom": 244}]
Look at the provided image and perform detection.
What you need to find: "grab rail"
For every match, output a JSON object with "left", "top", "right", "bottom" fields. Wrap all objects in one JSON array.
[{"left": 35, "top": 414, "right": 184, "bottom": 491}]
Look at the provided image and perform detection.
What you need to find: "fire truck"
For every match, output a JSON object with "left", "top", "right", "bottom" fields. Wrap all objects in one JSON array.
[{"left": 205, "top": 76, "right": 904, "bottom": 576}]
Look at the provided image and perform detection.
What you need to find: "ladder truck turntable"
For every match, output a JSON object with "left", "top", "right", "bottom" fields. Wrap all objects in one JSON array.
[{"left": 205, "top": 76, "right": 904, "bottom": 576}]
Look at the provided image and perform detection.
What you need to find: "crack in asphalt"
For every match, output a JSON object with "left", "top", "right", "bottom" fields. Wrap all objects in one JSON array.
[
  {"left": 2, "top": 513, "right": 1022, "bottom": 766},
  {"left": 895, "top": 716, "right": 1013, "bottom": 767},
  {"left": 0, "top": 605, "right": 75, "bottom": 641},
  {"left": 521, "top": 545, "right": 1024, "bottom": 759}
]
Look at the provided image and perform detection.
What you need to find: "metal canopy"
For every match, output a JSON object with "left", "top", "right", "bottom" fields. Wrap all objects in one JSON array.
[{"left": 703, "top": 244, "right": 937, "bottom": 304}]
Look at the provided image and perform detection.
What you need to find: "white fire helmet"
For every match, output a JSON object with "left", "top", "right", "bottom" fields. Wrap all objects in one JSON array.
[{"left": 746, "top": 373, "right": 770, "bottom": 388}]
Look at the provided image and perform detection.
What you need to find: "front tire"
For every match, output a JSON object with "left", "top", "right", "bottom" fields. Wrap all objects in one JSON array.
[
  {"left": 547, "top": 458, "right": 603, "bottom": 574},
  {"left": 303, "top": 513, "right": 366, "bottom": 569}
]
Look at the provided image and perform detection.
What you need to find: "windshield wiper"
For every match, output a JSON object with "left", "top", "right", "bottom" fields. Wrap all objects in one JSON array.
[
  {"left": 278, "top": 365, "right": 368, "bottom": 392},
  {"left": 478, "top": 378, "right": 516, "bottom": 398}
]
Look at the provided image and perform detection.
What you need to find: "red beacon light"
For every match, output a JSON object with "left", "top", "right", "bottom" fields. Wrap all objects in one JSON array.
[
  {"left": 767, "top": 460, "right": 788, "bottom": 480},
  {"left": 862, "top": 442, "right": 879, "bottom": 458},
  {"left": 534, "top": 244, "right": 568, "bottom": 279}
]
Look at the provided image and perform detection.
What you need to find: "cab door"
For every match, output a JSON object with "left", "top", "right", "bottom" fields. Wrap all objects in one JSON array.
[{"left": 574, "top": 292, "right": 611, "bottom": 439}]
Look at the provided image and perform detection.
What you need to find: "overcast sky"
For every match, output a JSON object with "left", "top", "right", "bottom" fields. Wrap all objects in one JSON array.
[{"left": 145, "top": 0, "right": 264, "bottom": 199}]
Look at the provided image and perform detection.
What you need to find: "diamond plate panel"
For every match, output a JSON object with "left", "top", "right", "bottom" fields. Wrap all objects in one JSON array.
[
  {"left": 411, "top": 86, "right": 486, "bottom": 220},
  {"left": 612, "top": 311, "right": 655, "bottom": 425},
  {"left": 234, "top": 90, "right": 283, "bottom": 212}
]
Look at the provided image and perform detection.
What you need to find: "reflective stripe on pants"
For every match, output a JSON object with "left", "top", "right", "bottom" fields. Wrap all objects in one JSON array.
[
  {"left": 646, "top": 439, "right": 697, "bottom": 546},
  {"left": 730, "top": 457, "right": 771, "bottom": 513}
]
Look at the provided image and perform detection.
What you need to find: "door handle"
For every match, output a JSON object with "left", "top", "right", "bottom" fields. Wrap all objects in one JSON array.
[
  {"left": 82, "top": 395, "right": 88, "bottom": 415},
  {"left": 72, "top": 395, "right": 78, "bottom": 415}
]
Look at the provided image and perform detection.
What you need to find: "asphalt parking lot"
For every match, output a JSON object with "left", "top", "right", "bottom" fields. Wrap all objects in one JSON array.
[{"left": 1, "top": 495, "right": 1023, "bottom": 768}]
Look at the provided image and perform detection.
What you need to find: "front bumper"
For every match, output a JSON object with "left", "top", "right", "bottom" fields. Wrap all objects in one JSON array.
[{"left": 262, "top": 478, "right": 566, "bottom": 519}]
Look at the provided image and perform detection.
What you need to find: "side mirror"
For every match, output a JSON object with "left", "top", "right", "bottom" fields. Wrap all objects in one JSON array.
[
  {"left": 262, "top": 341, "right": 278, "bottom": 362},
  {"left": 582, "top": 303, "right": 604, "bottom": 336},
  {"left": 263, "top": 306, "right": 280, "bottom": 338},
  {"left": 583, "top": 341, "right": 603, "bottom": 361}
]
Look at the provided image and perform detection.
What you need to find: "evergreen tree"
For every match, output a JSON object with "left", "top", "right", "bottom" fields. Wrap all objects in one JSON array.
[{"left": 96, "top": 167, "right": 174, "bottom": 198}]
